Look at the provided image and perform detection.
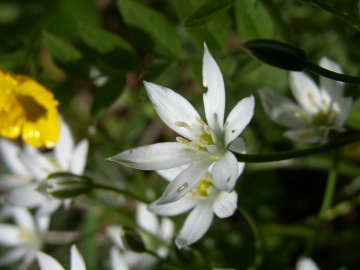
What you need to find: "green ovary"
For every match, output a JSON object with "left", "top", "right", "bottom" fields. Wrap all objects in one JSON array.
[{"left": 312, "top": 111, "right": 331, "bottom": 128}]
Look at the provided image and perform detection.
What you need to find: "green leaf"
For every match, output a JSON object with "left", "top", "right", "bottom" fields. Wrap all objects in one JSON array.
[
  {"left": 117, "top": 0, "right": 182, "bottom": 58},
  {"left": 43, "top": 31, "right": 81, "bottom": 63},
  {"left": 176, "top": 0, "right": 231, "bottom": 51},
  {"left": 91, "top": 76, "right": 126, "bottom": 120},
  {"left": 183, "top": 0, "right": 238, "bottom": 27},
  {"left": 78, "top": 23, "right": 133, "bottom": 54},
  {"left": 235, "top": 0, "right": 275, "bottom": 40}
]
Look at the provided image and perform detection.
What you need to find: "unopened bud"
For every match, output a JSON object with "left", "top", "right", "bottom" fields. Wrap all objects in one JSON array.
[
  {"left": 37, "top": 172, "right": 93, "bottom": 199},
  {"left": 241, "top": 39, "right": 307, "bottom": 71},
  {"left": 121, "top": 226, "right": 146, "bottom": 253}
]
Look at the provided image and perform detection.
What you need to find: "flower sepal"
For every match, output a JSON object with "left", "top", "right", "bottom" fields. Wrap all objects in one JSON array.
[
  {"left": 121, "top": 226, "right": 146, "bottom": 253},
  {"left": 37, "top": 172, "right": 93, "bottom": 199}
]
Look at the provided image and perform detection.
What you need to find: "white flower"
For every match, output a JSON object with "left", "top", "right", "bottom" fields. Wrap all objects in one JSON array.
[
  {"left": 259, "top": 57, "right": 352, "bottom": 144},
  {"left": 296, "top": 257, "right": 320, "bottom": 270},
  {"left": 148, "top": 165, "right": 237, "bottom": 248},
  {"left": 1, "top": 118, "right": 89, "bottom": 216},
  {"left": 0, "top": 206, "right": 49, "bottom": 269},
  {"left": 37, "top": 245, "right": 86, "bottom": 270},
  {"left": 106, "top": 203, "right": 174, "bottom": 269},
  {"left": 108, "top": 43, "right": 254, "bottom": 204}
]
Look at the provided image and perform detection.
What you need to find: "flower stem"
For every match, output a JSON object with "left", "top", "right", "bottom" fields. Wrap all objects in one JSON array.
[
  {"left": 234, "top": 133, "right": 360, "bottom": 163},
  {"left": 306, "top": 62, "right": 360, "bottom": 84},
  {"left": 92, "top": 183, "right": 150, "bottom": 204},
  {"left": 237, "top": 205, "right": 264, "bottom": 270},
  {"left": 307, "top": 0, "right": 360, "bottom": 32},
  {"left": 305, "top": 149, "right": 339, "bottom": 256}
]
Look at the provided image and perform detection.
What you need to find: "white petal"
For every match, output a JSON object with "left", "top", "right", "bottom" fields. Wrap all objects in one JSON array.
[
  {"left": 70, "top": 139, "right": 89, "bottom": 174},
  {"left": 148, "top": 195, "right": 199, "bottom": 216},
  {"left": 136, "top": 203, "right": 159, "bottom": 235},
  {"left": 0, "top": 248, "right": 27, "bottom": 266},
  {"left": 70, "top": 245, "right": 86, "bottom": 270},
  {"left": 213, "top": 191, "right": 238, "bottom": 218},
  {"left": 203, "top": 43, "right": 225, "bottom": 135},
  {"left": 295, "top": 257, "right": 320, "bottom": 270},
  {"left": 35, "top": 199, "right": 62, "bottom": 217},
  {"left": 20, "top": 249, "right": 38, "bottom": 270},
  {"left": 108, "top": 142, "right": 211, "bottom": 170},
  {"left": 106, "top": 226, "right": 125, "bottom": 249},
  {"left": 0, "top": 174, "right": 28, "bottom": 190},
  {"left": 224, "top": 95, "right": 255, "bottom": 146},
  {"left": 156, "top": 164, "right": 189, "bottom": 182},
  {"left": 319, "top": 57, "right": 344, "bottom": 102},
  {"left": 5, "top": 183, "right": 46, "bottom": 208},
  {"left": 144, "top": 81, "right": 201, "bottom": 141},
  {"left": 259, "top": 88, "right": 310, "bottom": 128},
  {"left": 110, "top": 247, "right": 129, "bottom": 270},
  {"left": 19, "top": 152, "right": 55, "bottom": 181},
  {"left": 36, "top": 215, "right": 50, "bottom": 237},
  {"left": 54, "top": 118, "right": 75, "bottom": 170},
  {"left": 175, "top": 203, "right": 213, "bottom": 248},
  {"left": 122, "top": 251, "right": 157, "bottom": 269},
  {"left": 290, "top": 72, "right": 322, "bottom": 113},
  {"left": 0, "top": 225, "right": 20, "bottom": 246},
  {"left": 212, "top": 151, "right": 239, "bottom": 192},
  {"left": 283, "top": 128, "right": 321, "bottom": 144},
  {"left": 228, "top": 138, "right": 246, "bottom": 178},
  {"left": 160, "top": 218, "right": 175, "bottom": 243},
  {"left": 0, "top": 139, "right": 30, "bottom": 177},
  {"left": 36, "top": 251, "right": 65, "bottom": 270},
  {"left": 334, "top": 97, "right": 352, "bottom": 128},
  {"left": 11, "top": 207, "right": 35, "bottom": 232},
  {"left": 156, "top": 159, "right": 213, "bottom": 204}
]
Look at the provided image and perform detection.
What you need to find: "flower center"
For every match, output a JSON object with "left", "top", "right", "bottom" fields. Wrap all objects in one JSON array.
[
  {"left": 188, "top": 174, "right": 214, "bottom": 198},
  {"left": 312, "top": 111, "right": 335, "bottom": 130}
]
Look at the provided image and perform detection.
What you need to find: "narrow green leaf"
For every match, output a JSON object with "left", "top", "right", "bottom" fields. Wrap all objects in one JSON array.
[
  {"left": 43, "top": 31, "right": 81, "bottom": 63},
  {"left": 235, "top": 0, "right": 275, "bottom": 40},
  {"left": 183, "top": 0, "right": 237, "bottom": 27},
  {"left": 117, "top": 0, "right": 182, "bottom": 58},
  {"left": 78, "top": 23, "right": 133, "bottom": 54},
  {"left": 91, "top": 76, "right": 126, "bottom": 120}
]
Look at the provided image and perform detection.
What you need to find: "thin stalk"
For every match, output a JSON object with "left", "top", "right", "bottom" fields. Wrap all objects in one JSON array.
[
  {"left": 92, "top": 183, "right": 150, "bottom": 204},
  {"left": 260, "top": 0, "right": 295, "bottom": 44},
  {"left": 305, "top": 149, "right": 339, "bottom": 256},
  {"left": 237, "top": 205, "right": 264, "bottom": 270},
  {"left": 308, "top": 0, "right": 360, "bottom": 31},
  {"left": 234, "top": 133, "right": 360, "bottom": 163},
  {"left": 306, "top": 62, "right": 360, "bottom": 84}
]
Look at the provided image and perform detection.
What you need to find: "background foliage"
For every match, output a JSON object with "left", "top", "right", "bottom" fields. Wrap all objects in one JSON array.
[{"left": 1, "top": 0, "right": 360, "bottom": 269}]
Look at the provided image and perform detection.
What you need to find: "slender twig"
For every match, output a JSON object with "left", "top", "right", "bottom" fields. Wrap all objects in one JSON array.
[
  {"left": 234, "top": 133, "right": 360, "bottom": 163},
  {"left": 305, "top": 149, "right": 339, "bottom": 256},
  {"left": 237, "top": 205, "right": 264, "bottom": 270}
]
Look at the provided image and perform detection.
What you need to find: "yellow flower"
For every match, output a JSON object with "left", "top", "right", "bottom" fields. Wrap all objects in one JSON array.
[{"left": 0, "top": 68, "right": 60, "bottom": 148}]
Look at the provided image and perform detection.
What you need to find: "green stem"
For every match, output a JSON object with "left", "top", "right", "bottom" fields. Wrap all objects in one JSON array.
[
  {"left": 260, "top": 0, "right": 295, "bottom": 44},
  {"left": 305, "top": 149, "right": 339, "bottom": 256},
  {"left": 237, "top": 205, "right": 264, "bottom": 270},
  {"left": 92, "top": 183, "right": 150, "bottom": 204},
  {"left": 306, "top": 62, "right": 360, "bottom": 84},
  {"left": 307, "top": 0, "right": 360, "bottom": 31},
  {"left": 234, "top": 133, "right": 360, "bottom": 163}
]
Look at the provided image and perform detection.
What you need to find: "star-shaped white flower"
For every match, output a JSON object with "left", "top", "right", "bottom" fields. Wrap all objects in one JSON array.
[
  {"left": 148, "top": 165, "right": 237, "bottom": 248},
  {"left": 259, "top": 57, "right": 352, "bottom": 144},
  {"left": 108, "top": 43, "right": 254, "bottom": 204},
  {"left": 37, "top": 245, "right": 86, "bottom": 270},
  {"left": 0, "top": 206, "right": 49, "bottom": 269},
  {"left": 1, "top": 118, "right": 88, "bottom": 216}
]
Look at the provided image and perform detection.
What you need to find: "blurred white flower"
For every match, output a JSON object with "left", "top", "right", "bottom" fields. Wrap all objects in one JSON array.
[
  {"left": 148, "top": 165, "right": 237, "bottom": 248},
  {"left": 106, "top": 203, "right": 174, "bottom": 269},
  {"left": 259, "top": 57, "right": 352, "bottom": 144},
  {"left": 109, "top": 43, "right": 254, "bottom": 205},
  {"left": 296, "top": 257, "right": 320, "bottom": 270},
  {"left": 0, "top": 206, "right": 49, "bottom": 269},
  {"left": 1, "top": 118, "right": 88, "bottom": 216},
  {"left": 37, "top": 245, "right": 86, "bottom": 270}
]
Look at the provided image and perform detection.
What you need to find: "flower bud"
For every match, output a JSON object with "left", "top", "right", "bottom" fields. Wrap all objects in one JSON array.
[
  {"left": 121, "top": 226, "right": 146, "bottom": 253},
  {"left": 241, "top": 39, "right": 307, "bottom": 71},
  {"left": 37, "top": 172, "right": 93, "bottom": 199}
]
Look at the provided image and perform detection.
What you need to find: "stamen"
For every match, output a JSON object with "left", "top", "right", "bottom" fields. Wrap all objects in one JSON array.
[
  {"left": 176, "top": 136, "right": 190, "bottom": 145},
  {"left": 294, "top": 112, "right": 309, "bottom": 121},
  {"left": 175, "top": 121, "right": 190, "bottom": 129},
  {"left": 180, "top": 148, "right": 197, "bottom": 154},
  {"left": 305, "top": 92, "right": 316, "bottom": 108},
  {"left": 195, "top": 116, "right": 205, "bottom": 126}
]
